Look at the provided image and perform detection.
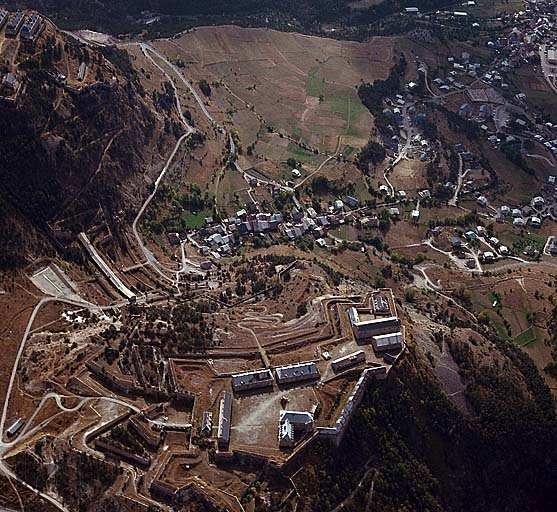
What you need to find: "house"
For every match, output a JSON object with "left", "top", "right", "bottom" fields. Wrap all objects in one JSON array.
[
  {"left": 6, "top": 12, "right": 25, "bottom": 37},
  {"left": 459, "top": 103, "right": 472, "bottom": 116},
  {"left": 200, "top": 261, "right": 213, "bottom": 271},
  {"left": 334, "top": 200, "right": 344, "bottom": 211},
  {"left": 367, "top": 216, "right": 380, "bottom": 228},
  {"left": 307, "top": 207, "right": 318, "bottom": 219},
  {"left": 489, "top": 237, "right": 500, "bottom": 246},
  {"left": 513, "top": 217, "right": 526, "bottom": 227},
  {"left": 495, "top": 213, "right": 505, "bottom": 224},
  {"left": 292, "top": 208, "right": 304, "bottom": 222},
  {"left": 511, "top": 208, "right": 522, "bottom": 218},
  {"left": 465, "top": 230, "right": 477, "bottom": 241},
  {"left": 0, "top": 9, "right": 8, "bottom": 31},
  {"left": 316, "top": 238, "right": 327, "bottom": 248},
  {"left": 345, "top": 196, "right": 359, "bottom": 208},
  {"left": 451, "top": 237, "right": 463, "bottom": 250},
  {"left": 78, "top": 62, "right": 87, "bottom": 81},
  {"left": 6, "top": 418, "right": 24, "bottom": 438},
  {"left": 291, "top": 168, "right": 301, "bottom": 179},
  {"left": 530, "top": 216, "right": 542, "bottom": 227},
  {"left": 500, "top": 205, "right": 511, "bottom": 215},
  {"left": 316, "top": 216, "right": 330, "bottom": 227},
  {"left": 398, "top": 190, "right": 407, "bottom": 201},
  {"left": 482, "top": 251, "right": 495, "bottom": 262},
  {"left": 389, "top": 207, "right": 400, "bottom": 217},
  {"left": 314, "top": 226, "right": 325, "bottom": 237},
  {"left": 477, "top": 196, "right": 488, "bottom": 207},
  {"left": 531, "top": 196, "right": 545, "bottom": 208},
  {"left": 410, "top": 210, "right": 420, "bottom": 221},
  {"left": 499, "top": 245, "right": 509, "bottom": 255},
  {"left": 404, "top": 7, "right": 420, "bottom": 15},
  {"left": 379, "top": 184, "right": 390, "bottom": 195},
  {"left": 2, "top": 73, "right": 20, "bottom": 93},
  {"left": 20, "top": 14, "right": 43, "bottom": 42},
  {"left": 208, "top": 233, "right": 224, "bottom": 246},
  {"left": 524, "top": 245, "right": 537, "bottom": 257},
  {"left": 167, "top": 232, "right": 180, "bottom": 246}
]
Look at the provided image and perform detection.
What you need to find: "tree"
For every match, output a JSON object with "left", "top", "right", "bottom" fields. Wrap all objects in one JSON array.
[{"left": 198, "top": 79, "right": 212, "bottom": 97}]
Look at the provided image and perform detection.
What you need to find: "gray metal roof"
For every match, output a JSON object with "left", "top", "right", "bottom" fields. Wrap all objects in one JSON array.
[
  {"left": 275, "top": 362, "right": 320, "bottom": 382},
  {"left": 217, "top": 392, "right": 232, "bottom": 444},
  {"left": 232, "top": 369, "right": 273, "bottom": 389}
]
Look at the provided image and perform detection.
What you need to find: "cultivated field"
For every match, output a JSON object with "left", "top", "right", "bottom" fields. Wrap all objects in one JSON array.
[{"left": 154, "top": 27, "right": 396, "bottom": 154}]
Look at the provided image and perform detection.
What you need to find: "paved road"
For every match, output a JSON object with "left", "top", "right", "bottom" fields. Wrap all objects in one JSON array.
[{"left": 0, "top": 295, "right": 105, "bottom": 512}]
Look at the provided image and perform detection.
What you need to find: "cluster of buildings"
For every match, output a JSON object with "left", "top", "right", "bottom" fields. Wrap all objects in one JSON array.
[
  {"left": 382, "top": 99, "right": 434, "bottom": 162},
  {"left": 0, "top": 11, "right": 44, "bottom": 100},
  {"left": 348, "top": 292, "right": 403, "bottom": 354},
  {"left": 491, "top": 197, "right": 547, "bottom": 228},
  {"left": 2, "top": 10, "right": 44, "bottom": 41},
  {"left": 230, "top": 362, "right": 320, "bottom": 395},
  {"left": 212, "top": 292, "right": 404, "bottom": 452},
  {"left": 476, "top": 179, "right": 557, "bottom": 233},
  {"left": 215, "top": 363, "right": 321, "bottom": 451},
  {"left": 187, "top": 195, "right": 363, "bottom": 259},
  {"left": 449, "top": 228, "right": 510, "bottom": 262}
]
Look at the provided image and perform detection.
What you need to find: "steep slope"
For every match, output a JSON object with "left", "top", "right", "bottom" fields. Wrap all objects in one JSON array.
[
  {"left": 0, "top": 20, "right": 170, "bottom": 268},
  {"left": 286, "top": 329, "right": 557, "bottom": 512}
]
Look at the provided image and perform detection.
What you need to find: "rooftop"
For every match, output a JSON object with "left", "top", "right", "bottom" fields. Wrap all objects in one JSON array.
[{"left": 275, "top": 361, "right": 320, "bottom": 382}]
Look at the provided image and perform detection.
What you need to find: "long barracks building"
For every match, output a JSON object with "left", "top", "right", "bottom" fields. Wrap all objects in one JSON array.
[{"left": 348, "top": 307, "right": 401, "bottom": 341}]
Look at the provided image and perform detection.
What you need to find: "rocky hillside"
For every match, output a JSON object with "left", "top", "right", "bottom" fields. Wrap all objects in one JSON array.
[
  {"left": 0, "top": 21, "right": 168, "bottom": 269},
  {"left": 280, "top": 327, "right": 557, "bottom": 512}
]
